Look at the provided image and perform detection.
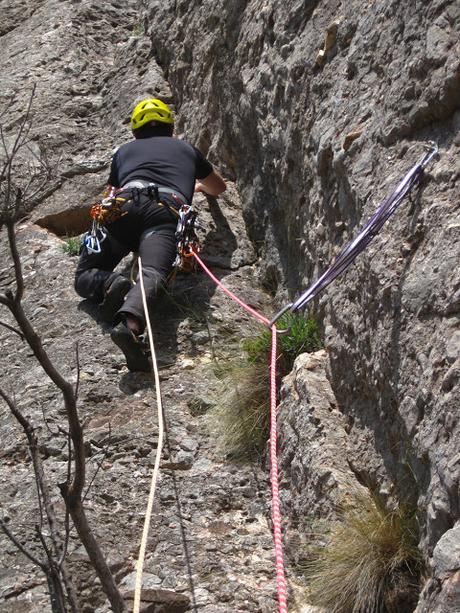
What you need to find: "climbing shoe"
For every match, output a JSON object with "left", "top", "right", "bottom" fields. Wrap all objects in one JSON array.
[
  {"left": 99, "top": 275, "right": 131, "bottom": 322},
  {"left": 110, "top": 321, "right": 151, "bottom": 372}
]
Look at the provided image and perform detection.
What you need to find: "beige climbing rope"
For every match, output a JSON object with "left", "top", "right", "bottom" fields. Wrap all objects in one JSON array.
[{"left": 132, "top": 257, "right": 165, "bottom": 613}]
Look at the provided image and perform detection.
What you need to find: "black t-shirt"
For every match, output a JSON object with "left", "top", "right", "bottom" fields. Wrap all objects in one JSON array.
[{"left": 108, "top": 136, "right": 213, "bottom": 203}]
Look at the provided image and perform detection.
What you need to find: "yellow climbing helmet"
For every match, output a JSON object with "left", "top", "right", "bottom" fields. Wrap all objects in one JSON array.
[{"left": 130, "top": 98, "right": 174, "bottom": 130}]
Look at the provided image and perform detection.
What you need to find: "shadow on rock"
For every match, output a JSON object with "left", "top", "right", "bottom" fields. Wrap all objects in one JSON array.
[
  {"left": 77, "top": 297, "right": 113, "bottom": 331},
  {"left": 200, "top": 195, "right": 238, "bottom": 270}
]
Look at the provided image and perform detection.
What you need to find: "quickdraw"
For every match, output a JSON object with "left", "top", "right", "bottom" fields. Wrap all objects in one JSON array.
[
  {"left": 84, "top": 220, "right": 107, "bottom": 254},
  {"left": 174, "top": 204, "right": 201, "bottom": 271}
]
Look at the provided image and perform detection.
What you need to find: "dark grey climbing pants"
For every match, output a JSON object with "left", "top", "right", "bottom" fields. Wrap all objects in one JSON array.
[{"left": 75, "top": 191, "right": 177, "bottom": 326}]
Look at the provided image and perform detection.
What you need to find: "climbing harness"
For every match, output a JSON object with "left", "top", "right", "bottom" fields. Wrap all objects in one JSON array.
[
  {"left": 269, "top": 143, "right": 439, "bottom": 325},
  {"left": 84, "top": 183, "right": 183, "bottom": 255},
  {"left": 121, "top": 180, "right": 186, "bottom": 216},
  {"left": 83, "top": 177, "right": 200, "bottom": 275}
]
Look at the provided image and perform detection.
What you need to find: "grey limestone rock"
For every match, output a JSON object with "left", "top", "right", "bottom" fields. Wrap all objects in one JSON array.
[
  {"left": 142, "top": 0, "right": 460, "bottom": 609},
  {"left": 1, "top": 0, "right": 459, "bottom": 611}
]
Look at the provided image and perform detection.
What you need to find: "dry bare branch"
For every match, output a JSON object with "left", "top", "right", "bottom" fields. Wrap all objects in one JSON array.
[
  {"left": 83, "top": 428, "right": 111, "bottom": 503},
  {"left": 0, "top": 319, "right": 24, "bottom": 339},
  {"left": 0, "top": 387, "right": 76, "bottom": 613},
  {"left": 0, "top": 90, "right": 126, "bottom": 613},
  {"left": 4, "top": 291, "right": 125, "bottom": 609},
  {"left": 74, "top": 342, "right": 81, "bottom": 400},
  {"left": 0, "top": 517, "right": 45, "bottom": 570}
]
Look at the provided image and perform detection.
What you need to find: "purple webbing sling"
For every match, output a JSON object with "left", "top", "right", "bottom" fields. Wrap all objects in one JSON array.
[{"left": 269, "top": 144, "right": 438, "bottom": 326}]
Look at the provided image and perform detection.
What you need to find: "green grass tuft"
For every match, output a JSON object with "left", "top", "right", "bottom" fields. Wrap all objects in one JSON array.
[
  {"left": 304, "top": 492, "right": 424, "bottom": 613},
  {"left": 132, "top": 21, "right": 145, "bottom": 36},
  {"left": 242, "top": 312, "right": 322, "bottom": 374},
  {"left": 62, "top": 236, "right": 82, "bottom": 256}
]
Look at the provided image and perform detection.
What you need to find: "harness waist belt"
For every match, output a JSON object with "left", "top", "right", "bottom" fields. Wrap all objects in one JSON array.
[{"left": 120, "top": 181, "right": 188, "bottom": 207}]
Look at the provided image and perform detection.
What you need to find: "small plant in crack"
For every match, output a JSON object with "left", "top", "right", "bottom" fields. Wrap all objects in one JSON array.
[
  {"left": 242, "top": 311, "right": 322, "bottom": 374},
  {"left": 62, "top": 236, "right": 82, "bottom": 256},
  {"left": 209, "top": 358, "right": 270, "bottom": 460},
  {"left": 132, "top": 21, "right": 145, "bottom": 36}
]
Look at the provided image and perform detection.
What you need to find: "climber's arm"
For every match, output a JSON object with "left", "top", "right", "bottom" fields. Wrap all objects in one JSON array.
[{"left": 195, "top": 169, "right": 226, "bottom": 196}]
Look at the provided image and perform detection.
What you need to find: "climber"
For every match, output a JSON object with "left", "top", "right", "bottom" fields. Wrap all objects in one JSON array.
[{"left": 74, "top": 98, "right": 226, "bottom": 371}]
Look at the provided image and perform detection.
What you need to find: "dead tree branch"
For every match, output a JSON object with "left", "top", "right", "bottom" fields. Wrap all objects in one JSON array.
[
  {"left": 0, "top": 319, "right": 24, "bottom": 339},
  {"left": 83, "top": 428, "right": 111, "bottom": 503},
  {"left": 0, "top": 277, "right": 125, "bottom": 611},
  {"left": 0, "top": 517, "right": 45, "bottom": 569},
  {"left": 0, "top": 89, "right": 126, "bottom": 612},
  {"left": 0, "top": 387, "right": 79, "bottom": 613}
]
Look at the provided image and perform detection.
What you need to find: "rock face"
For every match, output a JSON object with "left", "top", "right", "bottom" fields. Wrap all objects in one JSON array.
[
  {"left": 278, "top": 350, "right": 362, "bottom": 520},
  {"left": 142, "top": 1, "right": 459, "bottom": 610},
  {"left": 0, "top": 0, "right": 459, "bottom": 612},
  {"left": 0, "top": 2, "right": 276, "bottom": 612}
]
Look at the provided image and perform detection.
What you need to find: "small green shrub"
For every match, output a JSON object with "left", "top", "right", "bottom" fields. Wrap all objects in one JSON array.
[
  {"left": 62, "top": 236, "right": 82, "bottom": 256},
  {"left": 242, "top": 312, "right": 322, "bottom": 374},
  {"left": 304, "top": 492, "right": 424, "bottom": 613},
  {"left": 132, "top": 21, "right": 145, "bottom": 36}
]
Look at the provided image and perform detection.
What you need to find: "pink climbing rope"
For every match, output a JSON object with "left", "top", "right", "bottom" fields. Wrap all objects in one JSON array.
[
  {"left": 192, "top": 250, "right": 288, "bottom": 612},
  {"left": 191, "top": 251, "right": 270, "bottom": 326},
  {"left": 269, "top": 325, "right": 288, "bottom": 612}
]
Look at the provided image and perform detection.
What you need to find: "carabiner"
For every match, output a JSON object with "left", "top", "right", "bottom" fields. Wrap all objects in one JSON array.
[
  {"left": 84, "top": 224, "right": 107, "bottom": 254},
  {"left": 420, "top": 142, "right": 439, "bottom": 169}
]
